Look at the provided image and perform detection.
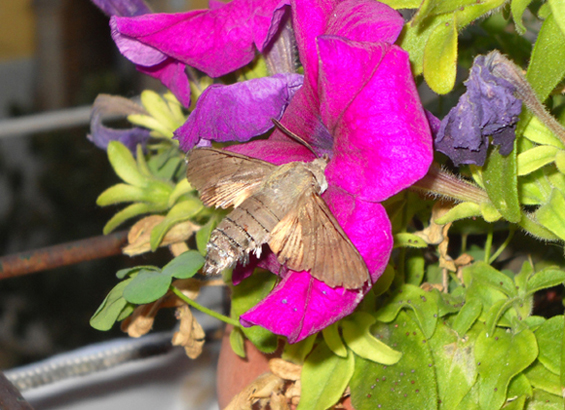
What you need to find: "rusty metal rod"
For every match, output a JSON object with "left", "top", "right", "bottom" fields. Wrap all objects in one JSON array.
[{"left": 0, "top": 231, "right": 128, "bottom": 280}]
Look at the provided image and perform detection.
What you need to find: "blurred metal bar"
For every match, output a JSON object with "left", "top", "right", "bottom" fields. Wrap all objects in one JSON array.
[
  {"left": 0, "top": 231, "right": 128, "bottom": 280},
  {"left": 0, "top": 105, "right": 93, "bottom": 139}
]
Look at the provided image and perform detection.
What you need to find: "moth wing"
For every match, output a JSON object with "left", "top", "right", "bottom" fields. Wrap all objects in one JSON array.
[
  {"left": 269, "top": 191, "right": 370, "bottom": 289},
  {"left": 186, "top": 148, "right": 276, "bottom": 209}
]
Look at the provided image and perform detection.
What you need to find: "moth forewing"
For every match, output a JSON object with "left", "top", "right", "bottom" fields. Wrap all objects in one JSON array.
[
  {"left": 186, "top": 148, "right": 275, "bottom": 209},
  {"left": 186, "top": 147, "right": 369, "bottom": 289},
  {"left": 269, "top": 190, "right": 370, "bottom": 289}
]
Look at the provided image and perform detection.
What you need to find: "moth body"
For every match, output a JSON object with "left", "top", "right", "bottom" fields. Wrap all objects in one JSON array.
[
  {"left": 203, "top": 159, "right": 327, "bottom": 275},
  {"left": 186, "top": 147, "right": 370, "bottom": 289}
]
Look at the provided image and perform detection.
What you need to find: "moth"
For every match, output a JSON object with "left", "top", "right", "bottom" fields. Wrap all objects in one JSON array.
[{"left": 185, "top": 123, "right": 369, "bottom": 289}]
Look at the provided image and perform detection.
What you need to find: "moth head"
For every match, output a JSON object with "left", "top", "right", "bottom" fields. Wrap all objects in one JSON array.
[{"left": 308, "top": 157, "right": 329, "bottom": 194}]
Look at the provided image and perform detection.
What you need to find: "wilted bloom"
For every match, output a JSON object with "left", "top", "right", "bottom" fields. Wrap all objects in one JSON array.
[
  {"left": 104, "top": 0, "right": 290, "bottom": 106},
  {"left": 88, "top": 94, "right": 151, "bottom": 153},
  {"left": 177, "top": 0, "right": 433, "bottom": 342},
  {"left": 435, "top": 51, "right": 523, "bottom": 166}
]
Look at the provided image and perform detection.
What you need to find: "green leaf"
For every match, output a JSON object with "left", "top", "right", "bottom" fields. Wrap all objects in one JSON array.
[
  {"left": 107, "top": 141, "right": 148, "bottom": 187},
  {"left": 455, "top": 0, "right": 506, "bottom": 26},
  {"left": 522, "top": 116, "right": 565, "bottom": 148},
  {"left": 229, "top": 326, "right": 246, "bottom": 359},
  {"left": 526, "top": 389, "right": 564, "bottom": 409},
  {"left": 549, "top": 0, "right": 565, "bottom": 39},
  {"left": 535, "top": 316, "right": 563, "bottom": 375},
  {"left": 196, "top": 215, "right": 221, "bottom": 256},
  {"left": 508, "top": 373, "right": 533, "bottom": 401},
  {"left": 375, "top": 284, "right": 439, "bottom": 339},
  {"left": 409, "top": 0, "right": 438, "bottom": 26},
  {"left": 405, "top": 251, "right": 425, "bottom": 286},
  {"left": 474, "top": 328, "right": 538, "bottom": 410},
  {"left": 519, "top": 170, "right": 551, "bottom": 205},
  {"left": 140, "top": 90, "right": 180, "bottom": 132},
  {"left": 342, "top": 312, "right": 402, "bottom": 365},
  {"left": 282, "top": 334, "right": 317, "bottom": 364},
  {"left": 525, "top": 360, "right": 562, "bottom": 396},
  {"left": 393, "top": 233, "right": 428, "bottom": 248},
  {"left": 378, "top": 0, "right": 421, "bottom": 8},
  {"left": 452, "top": 298, "right": 483, "bottom": 336},
  {"left": 168, "top": 178, "right": 193, "bottom": 207},
  {"left": 525, "top": 267, "right": 565, "bottom": 295},
  {"left": 322, "top": 322, "right": 347, "bottom": 358},
  {"left": 230, "top": 270, "right": 278, "bottom": 353},
  {"left": 102, "top": 202, "right": 166, "bottom": 234},
  {"left": 350, "top": 311, "right": 438, "bottom": 410},
  {"left": 511, "top": 0, "right": 535, "bottom": 34},
  {"left": 484, "top": 298, "right": 520, "bottom": 336},
  {"left": 517, "top": 146, "right": 560, "bottom": 176},
  {"left": 423, "top": 14, "right": 458, "bottom": 94},
  {"left": 480, "top": 202, "right": 503, "bottom": 222},
  {"left": 399, "top": 14, "right": 452, "bottom": 76},
  {"left": 128, "top": 114, "right": 173, "bottom": 139},
  {"left": 97, "top": 184, "right": 148, "bottom": 205},
  {"left": 90, "top": 279, "right": 132, "bottom": 331},
  {"left": 123, "top": 269, "right": 172, "bottom": 304},
  {"left": 482, "top": 146, "right": 521, "bottom": 223},
  {"left": 536, "top": 188, "right": 565, "bottom": 240},
  {"left": 465, "top": 262, "right": 517, "bottom": 297},
  {"left": 435, "top": 202, "right": 482, "bottom": 224},
  {"left": 429, "top": 321, "right": 480, "bottom": 410},
  {"left": 297, "top": 342, "right": 354, "bottom": 410},
  {"left": 161, "top": 250, "right": 205, "bottom": 279},
  {"left": 524, "top": 316, "right": 546, "bottom": 331},
  {"left": 431, "top": 0, "right": 481, "bottom": 15},
  {"left": 150, "top": 197, "right": 204, "bottom": 251},
  {"left": 526, "top": 13, "right": 565, "bottom": 103},
  {"left": 116, "top": 265, "right": 157, "bottom": 279},
  {"left": 519, "top": 211, "right": 560, "bottom": 241},
  {"left": 372, "top": 264, "right": 395, "bottom": 297}
]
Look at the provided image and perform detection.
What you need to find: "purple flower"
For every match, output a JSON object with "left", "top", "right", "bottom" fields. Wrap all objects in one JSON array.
[
  {"left": 91, "top": 0, "right": 151, "bottom": 18},
  {"left": 435, "top": 52, "right": 523, "bottom": 166},
  {"left": 178, "top": 0, "right": 434, "bottom": 342},
  {"left": 88, "top": 94, "right": 151, "bottom": 153},
  {"left": 106, "top": 0, "right": 290, "bottom": 107}
]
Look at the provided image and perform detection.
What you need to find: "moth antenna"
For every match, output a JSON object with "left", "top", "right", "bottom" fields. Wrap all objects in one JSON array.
[{"left": 272, "top": 118, "right": 318, "bottom": 158}]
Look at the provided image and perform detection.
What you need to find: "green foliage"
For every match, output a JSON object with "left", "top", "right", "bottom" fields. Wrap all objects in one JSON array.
[
  {"left": 297, "top": 342, "right": 355, "bottom": 410},
  {"left": 90, "top": 251, "right": 204, "bottom": 329}
]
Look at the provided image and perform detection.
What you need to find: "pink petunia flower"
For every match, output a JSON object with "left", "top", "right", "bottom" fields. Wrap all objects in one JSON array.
[{"left": 178, "top": 0, "right": 434, "bottom": 342}]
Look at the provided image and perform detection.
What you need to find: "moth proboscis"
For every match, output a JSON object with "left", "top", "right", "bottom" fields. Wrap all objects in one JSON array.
[{"left": 185, "top": 145, "right": 369, "bottom": 289}]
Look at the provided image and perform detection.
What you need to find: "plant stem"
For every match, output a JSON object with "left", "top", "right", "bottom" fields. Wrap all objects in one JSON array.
[
  {"left": 490, "top": 51, "right": 565, "bottom": 145},
  {"left": 484, "top": 226, "right": 494, "bottom": 263},
  {"left": 489, "top": 226, "right": 516, "bottom": 264},
  {"left": 170, "top": 285, "right": 241, "bottom": 328},
  {"left": 411, "top": 163, "right": 490, "bottom": 204}
]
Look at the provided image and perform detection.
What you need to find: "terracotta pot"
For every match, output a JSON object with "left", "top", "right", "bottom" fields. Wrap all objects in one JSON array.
[{"left": 216, "top": 325, "right": 354, "bottom": 409}]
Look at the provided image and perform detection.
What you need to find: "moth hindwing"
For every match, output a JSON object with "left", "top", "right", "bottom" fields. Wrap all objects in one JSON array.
[{"left": 186, "top": 147, "right": 370, "bottom": 289}]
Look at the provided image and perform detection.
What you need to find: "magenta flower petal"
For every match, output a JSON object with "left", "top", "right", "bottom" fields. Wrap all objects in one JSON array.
[
  {"left": 137, "top": 58, "right": 191, "bottom": 107},
  {"left": 175, "top": 74, "right": 303, "bottom": 151},
  {"left": 111, "top": 0, "right": 289, "bottom": 78},
  {"left": 325, "top": 0, "right": 404, "bottom": 43},
  {"left": 291, "top": 0, "right": 403, "bottom": 93},
  {"left": 319, "top": 37, "right": 433, "bottom": 202},
  {"left": 241, "top": 188, "right": 392, "bottom": 343},
  {"left": 228, "top": 139, "right": 316, "bottom": 165}
]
